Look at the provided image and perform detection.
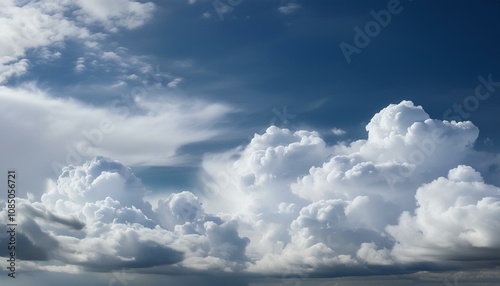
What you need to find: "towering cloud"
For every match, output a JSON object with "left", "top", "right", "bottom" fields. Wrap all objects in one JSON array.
[
  {"left": 200, "top": 100, "right": 500, "bottom": 273},
  {"left": 1, "top": 100, "right": 500, "bottom": 277}
]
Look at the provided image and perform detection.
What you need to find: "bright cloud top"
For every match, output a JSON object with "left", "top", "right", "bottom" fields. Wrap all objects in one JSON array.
[{"left": 1, "top": 101, "right": 500, "bottom": 277}]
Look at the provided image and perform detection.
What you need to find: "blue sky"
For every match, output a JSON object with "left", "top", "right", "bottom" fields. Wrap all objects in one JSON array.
[
  {"left": 1, "top": 0, "right": 500, "bottom": 285},
  {"left": 15, "top": 0, "right": 500, "bottom": 150}
]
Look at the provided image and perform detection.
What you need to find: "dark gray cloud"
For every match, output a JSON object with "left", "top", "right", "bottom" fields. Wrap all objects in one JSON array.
[{"left": 22, "top": 203, "right": 85, "bottom": 230}]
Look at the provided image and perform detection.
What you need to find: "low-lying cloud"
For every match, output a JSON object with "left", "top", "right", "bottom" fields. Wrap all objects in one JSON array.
[{"left": 1, "top": 100, "right": 499, "bottom": 278}]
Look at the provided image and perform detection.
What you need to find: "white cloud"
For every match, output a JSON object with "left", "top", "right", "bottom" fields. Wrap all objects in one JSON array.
[
  {"left": 386, "top": 165, "right": 500, "bottom": 262},
  {"left": 74, "top": 57, "right": 86, "bottom": 72},
  {"left": 0, "top": 58, "right": 29, "bottom": 83},
  {"left": 36, "top": 47, "right": 63, "bottom": 62},
  {"left": 2, "top": 100, "right": 500, "bottom": 277},
  {"left": 73, "top": 0, "right": 155, "bottom": 32},
  {"left": 200, "top": 126, "right": 332, "bottom": 216},
  {"left": 292, "top": 100, "right": 480, "bottom": 203},
  {"left": 0, "top": 84, "right": 233, "bottom": 197},
  {"left": 199, "top": 100, "right": 500, "bottom": 274},
  {"left": 331, "top": 127, "right": 346, "bottom": 136},
  {"left": 0, "top": 157, "right": 250, "bottom": 273},
  {"left": 100, "top": 51, "right": 122, "bottom": 62},
  {"left": 167, "top": 77, "right": 183, "bottom": 88},
  {"left": 0, "top": 0, "right": 155, "bottom": 83},
  {"left": 278, "top": 2, "right": 302, "bottom": 15}
]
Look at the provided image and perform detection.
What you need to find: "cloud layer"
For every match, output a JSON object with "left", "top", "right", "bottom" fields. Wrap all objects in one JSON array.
[{"left": 1, "top": 100, "right": 500, "bottom": 277}]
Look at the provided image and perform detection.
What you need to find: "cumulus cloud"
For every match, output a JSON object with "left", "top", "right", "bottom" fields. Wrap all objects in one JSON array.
[
  {"left": 386, "top": 165, "right": 500, "bottom": 262},
  {"left": 292, "top": 101, "right": 480, "bottom": 204},
  {"left": 199, "top": 100, "right": 500, "bottom": 274},
  {"left": 0, "top": 157, "right": 249, "bottom": 273},
  {"left": 2, "top": 100, "right": 500, "bottom": 278}
]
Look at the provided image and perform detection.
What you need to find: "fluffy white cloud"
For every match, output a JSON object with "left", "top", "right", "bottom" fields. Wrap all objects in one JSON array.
[
  {"left": 386, "top": 165, "right": 500, "bottom": 262},
  {"left": 199, "top": 100, "right": 500, "bottom": 274},
  {"left": 2, "top": 100, "right": 500, "bottom": 278},
  {"left": 292, "top": 100, "right": 480, "bottom": 205},
  {"left": 0, "top": 157, "right": 249, "bottom": 273}
]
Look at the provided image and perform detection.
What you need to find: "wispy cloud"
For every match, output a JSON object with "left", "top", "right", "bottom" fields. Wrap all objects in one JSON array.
[
  {"left": 0, "top": 83, "right": 234, "bottom": 198},
  {"left": 278, "top": 2, "right": 302, "bottom": 14},
  {"left": 0, "top": 0, "right": 155, "bottom": 84}
]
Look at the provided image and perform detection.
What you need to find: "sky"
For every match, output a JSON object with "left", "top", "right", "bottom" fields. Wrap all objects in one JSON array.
[{"left": 1, "top": 0, "right": 500, "bottom": 285}]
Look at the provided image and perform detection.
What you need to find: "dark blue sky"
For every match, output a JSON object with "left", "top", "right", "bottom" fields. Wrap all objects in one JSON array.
[
  {"left": 23, "top": 0, "right": 500, "bottom": 191},
  {"left": 22, "top": 0, "right": 500, "bottom": 155},
  {"left": 103, "top": 0, "right": 500, "bottom": 189}
]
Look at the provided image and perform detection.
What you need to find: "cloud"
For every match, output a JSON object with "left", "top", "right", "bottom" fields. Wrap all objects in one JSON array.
[
  {"left": 167, "top": 77, "right": 183, "bottom": 88},
  {"left": 386, "top": 165, "right": 500, "bottom": 263},
  {"left": 331, "top": 127, "right": 346, "bottom": 136},
  {"left": 200, "top": 126, "right": 332, "bottom": 215},
  {"left": 1, "top": 157, "right": 250, "bottom": 274},
  {"left": 100, "top": 51, "right": 122, "bottom": 62},
  {"left": 2, "top": 100, "right": 500, "bottom": 278},
  {"left": 74, "top": 57, "right": 86, "bottom": 72},
  {"left": 292, "top": 100, "right": 481, "bottom": 203},
  {"left": 277, "top": 3, "right": 302, "bottom": 15},
  {"left": 0, "top": 84, "right": 234, "bottom": 197},
  {"left": 73, "top": 0, "right": 155, "bottom": 32},
  {"left": 0, "top": 58, "right": 29, "bottom": 83},
  {"left": 0, "top": 0, "right": 155, "bottom": 83},
  {"left": 199, "top": 100, "right": 500, "bottom": 274}
]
